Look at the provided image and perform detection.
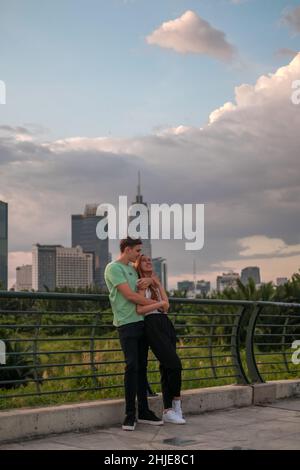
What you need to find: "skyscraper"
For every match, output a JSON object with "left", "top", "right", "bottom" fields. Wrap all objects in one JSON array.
[
  {"left": 241, "top": 267, "right": 261, "bottom": 286},
  {"left": 72, "top": 204, "right": 109, "bottom": 290},
  {"left": 153, "top": 257, "right": 168, "bottom": 290},
  {"left": 129, "top": 172, "right": 152, "bottom": 258},
  {"left": 32, "top": 244, "right": 59, "bottom": 291},
  {"left": 0, "top": 201, "right": 8, "bottom": 290},
  {"left": 32, "top": 244, "right": 94, "bottom": 291}
]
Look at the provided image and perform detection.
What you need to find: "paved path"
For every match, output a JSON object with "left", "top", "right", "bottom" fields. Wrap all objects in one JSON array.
[{"left": 1, "top": 398, "right": 300, "bottom": 450}]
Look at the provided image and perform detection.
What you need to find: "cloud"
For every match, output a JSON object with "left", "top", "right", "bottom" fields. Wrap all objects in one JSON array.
[
  {"left": 238, "top": 236, "right": 300, "bottom": 257},
  {"left": 2, "top": 55, "right": 300, "bottom": 288},
  {"left": 146, "top": 10, "right": 236, "bottom": 62},
  {"left": 282, "top": 5, "right": 300, "bottom": 34}
]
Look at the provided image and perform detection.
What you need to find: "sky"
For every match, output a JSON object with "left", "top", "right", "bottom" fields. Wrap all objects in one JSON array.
[{"left": 1, "top": 0, "right": 300, "bottom": 289}]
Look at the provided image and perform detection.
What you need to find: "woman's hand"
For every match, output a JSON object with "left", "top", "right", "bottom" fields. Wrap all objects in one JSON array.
[{"left": 159, "top": 300, "right": 169, "bottom": 312}]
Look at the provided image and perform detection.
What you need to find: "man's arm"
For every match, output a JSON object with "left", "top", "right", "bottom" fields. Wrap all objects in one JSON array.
[{"left": 117, "top": 283, "right": 156, "bottom": 306}]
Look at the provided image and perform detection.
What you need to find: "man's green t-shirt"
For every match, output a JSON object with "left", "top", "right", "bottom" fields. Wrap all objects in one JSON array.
[{"left": 104, "top": 261, "right": 143, "bottom": 327}]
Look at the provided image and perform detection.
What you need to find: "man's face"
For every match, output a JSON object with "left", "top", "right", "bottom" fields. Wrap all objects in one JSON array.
[{"left": 127, "top": 244, "right": 142, "bottom": 262}]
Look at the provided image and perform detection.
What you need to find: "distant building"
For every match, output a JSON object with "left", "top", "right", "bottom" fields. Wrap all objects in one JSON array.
[
  {"left": 0, "top": 200, "right": 8, "bottom": 290},
  {"left": 56, "top": 246, "right": 93, "bottom": 289},
  {"left": 196, "top": 280, "right": 211, "bottom": 296},
  {"left": 129, "top": 172, "right": 152, "bottom": 258},
  {"left": 16, "top": 265, "right": 32, "bottom": 291},
  {"left": 241, "top": 267, "right": 261, "bottom": 286},
  {"left": 177, "top": 280, "right": 195, "bottom": 292},
  {"left": 72, "top": 204, "right": 109, "bottom": 290},
  {"left": 276, "top": 277, "right": 288, "bottom": 287},
  {"left": 32, "top": 244, "right": 93, "bottom": 291},
  {"left": 32, "top": 244, "right": 58, "bottom": 291},
  {"left": 217, "top": 272, "right": 240, "bottom": 292},
  {"left": 153, "top": 257, "right": 168, "bottom": 291}
]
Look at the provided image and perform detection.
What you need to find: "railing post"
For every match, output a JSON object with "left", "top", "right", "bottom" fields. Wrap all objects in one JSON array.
[
  {"left": 231, "top": 305, "right": 249, "bottom": 384},
  {"left": 246, "top": 305, "right": 264, "bottom": 384}
]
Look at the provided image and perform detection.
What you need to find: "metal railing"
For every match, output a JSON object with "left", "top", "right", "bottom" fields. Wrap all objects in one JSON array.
[{"left": 0, "top": 291, "right": 299, "bottom": 405}]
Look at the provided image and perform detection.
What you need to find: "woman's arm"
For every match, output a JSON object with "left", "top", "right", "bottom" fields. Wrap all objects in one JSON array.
[
  {"left": 135, "top": 287, "right": 167, "bottom": 315},
  {"left": 137, "top": 300, "right": 167, "bottom": 315}
]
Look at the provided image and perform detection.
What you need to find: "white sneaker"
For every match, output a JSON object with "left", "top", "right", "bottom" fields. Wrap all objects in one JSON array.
[
  {"left": 172, "top": 399, "right": 184, "bottom": 420},
  {"left": 163, "top": 409, "right": 186, "bottom": 424}
]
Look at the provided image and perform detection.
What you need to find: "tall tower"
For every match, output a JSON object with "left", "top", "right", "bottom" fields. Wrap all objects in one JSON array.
[{"left": 130, "top": 172, "right": 152, "bottom": 258}]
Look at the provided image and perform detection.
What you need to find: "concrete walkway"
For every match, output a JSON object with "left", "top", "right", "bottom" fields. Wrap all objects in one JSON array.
[{"left": 1, "top": 398, "right": 300, "bottom": 450}]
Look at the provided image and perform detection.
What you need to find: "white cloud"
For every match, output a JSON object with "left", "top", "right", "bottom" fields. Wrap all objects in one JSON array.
[
  {"left": 238, "top": 236, "right": 300, "bottom": 257},
  {"left": 2, "top": 54, "right": 300, "bottom": 286},
  {"left": 146, "top": 10, "right": 236, "bottom": 62}
]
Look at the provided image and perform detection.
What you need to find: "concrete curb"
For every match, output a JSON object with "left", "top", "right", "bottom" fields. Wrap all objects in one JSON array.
[{"left": 0, "top": 380, "right": 300, "bottom": 444}]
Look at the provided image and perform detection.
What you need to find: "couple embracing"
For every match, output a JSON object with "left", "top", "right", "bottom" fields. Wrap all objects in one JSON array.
[{"left": 104, "top": 236, "right": 185, "bottom": 431}]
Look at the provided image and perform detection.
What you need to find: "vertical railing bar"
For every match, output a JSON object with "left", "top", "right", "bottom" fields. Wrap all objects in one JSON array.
[
  {"left": 231, "top": 305, "right": 250, "bottom": 384},
  {"left": 246, "top": 305, "right": 264, "bottom": 383},
  {"left": 90, "top": 310, "right": 102, "bottom": 389},
  {"left": 33, "top": 310, "right": 42, "bottom": 394},
  {"left": 281, "top": 313, "right": 290, "bottom": 373}
]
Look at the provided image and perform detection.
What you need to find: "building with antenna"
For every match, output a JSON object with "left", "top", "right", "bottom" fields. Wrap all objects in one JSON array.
[{"left": 129, "top": 172, "right": 152, "bottom": 258}]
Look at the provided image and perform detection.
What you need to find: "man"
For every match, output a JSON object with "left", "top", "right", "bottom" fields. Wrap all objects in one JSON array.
[{"left": 104, "top": 237, "right": 163, "bottom": 431}]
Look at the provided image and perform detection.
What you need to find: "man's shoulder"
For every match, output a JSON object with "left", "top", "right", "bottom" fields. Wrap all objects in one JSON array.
[{"left": 105, "top": 261, "right": 121, "bottom": 274}]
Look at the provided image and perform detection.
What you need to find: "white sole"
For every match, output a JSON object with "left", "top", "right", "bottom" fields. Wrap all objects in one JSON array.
[
  {"left": 137, "top": 419, "right": 164, "bottom": 426},
  {"left": 163, "top": 418, "right": 186, "bottom": 424},
  {"left": 122, "top": 424, "right": 136, "bottom": 431}
]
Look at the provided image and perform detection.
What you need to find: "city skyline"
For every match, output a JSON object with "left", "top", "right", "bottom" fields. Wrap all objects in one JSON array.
[{"left": 1, "top": 0, "right": 300, "bottom": 289}]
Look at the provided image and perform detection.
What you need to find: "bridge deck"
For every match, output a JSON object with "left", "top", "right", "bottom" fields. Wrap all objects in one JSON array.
[{"left": 1, "top": 398, "right": 300, "bottom": 450}]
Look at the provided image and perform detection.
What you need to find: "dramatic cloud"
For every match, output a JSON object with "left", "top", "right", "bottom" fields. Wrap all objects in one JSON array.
[
  {"left": 282, "top": 5, "right": 300, "bottom": 34},
  {"left": 1, "top": 55, "right": 300, "bottom": 288},
  {"left": 146, "top": 10, "right": 236, "bottom": 62}
]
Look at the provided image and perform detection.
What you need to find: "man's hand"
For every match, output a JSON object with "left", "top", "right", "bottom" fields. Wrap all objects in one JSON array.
[{"left": 137, "top": 277, "right": 153, "bottom": 290}]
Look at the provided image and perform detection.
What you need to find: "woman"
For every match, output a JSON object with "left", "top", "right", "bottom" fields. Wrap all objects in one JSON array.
[{"left": 134, "top": 255, "right": 186, "bottom": 424}]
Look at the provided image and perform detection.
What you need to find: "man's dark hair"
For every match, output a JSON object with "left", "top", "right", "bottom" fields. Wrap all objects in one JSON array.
[{"left": 120, "top": 236, "right": 142, "bottom": 253}]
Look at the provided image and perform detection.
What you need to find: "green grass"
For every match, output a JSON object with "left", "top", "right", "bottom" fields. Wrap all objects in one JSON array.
[{"left": 0, "top": 336, "right": 299, "bottom": 411}]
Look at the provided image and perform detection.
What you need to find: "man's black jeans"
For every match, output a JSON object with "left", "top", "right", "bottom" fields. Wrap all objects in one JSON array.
[{"left": 118, "top": 321, "right": 149, "bottom": 418}]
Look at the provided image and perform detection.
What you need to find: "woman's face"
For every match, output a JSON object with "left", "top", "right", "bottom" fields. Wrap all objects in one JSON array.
[{"left": 140, "top": 256, "right": 153, "bottom": 273}]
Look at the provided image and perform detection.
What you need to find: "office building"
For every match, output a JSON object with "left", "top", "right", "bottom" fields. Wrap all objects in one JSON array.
[
  {"left": 153, "top": 257, "right": 168, "bottom": 290},
  {"left": 241, "top": 266, "right": 261, "bottom": 286},
  {"left": 196, "top": 280, "right": 211, "bottom": 296},
  {"left": 32, "top": 244, "right": 94, "bottom": 291},
  {"left": 177, "top": 280, "right": 195, "bottom": 292},
  {"left": 16, "top": 265, "right": 32, "bottom": 291},
  {"left": 217, "top": 272, "right": 240, "bottom": 292},
  {"left": 72, "top": 204, "right": 109, "bottom": 290}
]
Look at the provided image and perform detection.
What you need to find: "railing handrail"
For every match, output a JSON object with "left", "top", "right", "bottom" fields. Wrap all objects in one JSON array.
[{"left": 0, "top": 290, "right": 299, "bottom": 309}]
